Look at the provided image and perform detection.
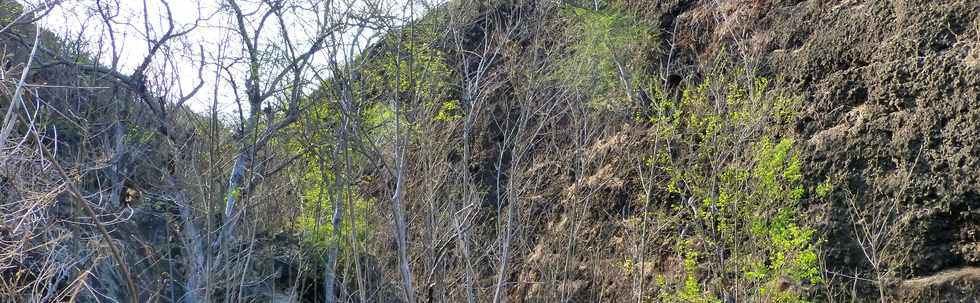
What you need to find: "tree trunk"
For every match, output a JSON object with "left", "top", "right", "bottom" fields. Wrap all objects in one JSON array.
[
  {"left": 218, "top": 112, "right": 260, "bottom": 249},
  {"left": 174, "top": 183, "right": 208, "bottom": 303},
  {"left": 109, "top": 120, "right": 128, "bottom": 209}
]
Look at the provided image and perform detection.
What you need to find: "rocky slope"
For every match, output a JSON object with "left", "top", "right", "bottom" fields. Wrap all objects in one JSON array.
[
  {"left": 761, "top": 0, "right": 980, "bottom": 298},
  {"left": 656, "top": 0, "right": 980, "bottom": 299},
  {"left": 495, "top": 0, "right": 980, "bottom": 301}
]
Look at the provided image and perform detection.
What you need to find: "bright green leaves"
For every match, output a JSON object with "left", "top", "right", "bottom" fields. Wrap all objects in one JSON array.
[
  {"left": 556, "top": 4, "right": 657, "bottom": 111},
  {"left": 366, "top": 36, "right": 450, "bottom": 100},
  {"left": 679, "top": 251, "right": 722, "bottom": 303},
  {"left": 659, "top": 241, "right": 723, "bottom": 303},
  {"left": 753, "top": 138, "right": 804, "bottom": 203},
  {"left": 647, "top": 64, "right": 820, "bottom": 301},
  {"left": 290, "top": 23, "right": 458, "bottom": 254},
  {"left": 715, "top": 138, "right": 821, "bottom": 294},
  {"left": 815, "top": 179, "right": 834, "bottom": 198},
  {"left": 295, "top": 184, "right": 374, "bottom": 251},
  {"left": 353, "top": 24, "right": 461, "bottom": 127},
  {"left": 434, "top": 99, "right": 463, "bottom": 122},
  {"left": 769, "top": 221, "right": 821, "bottom": 283},
  {"left": 288, "top": 143, "right": 375, "bottom": 253},
  {"left": 226, "top": 187, "right": 241, "bottom": 204}
]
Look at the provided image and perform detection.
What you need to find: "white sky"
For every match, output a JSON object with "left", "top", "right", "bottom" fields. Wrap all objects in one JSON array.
[
  {"left": 20, "top": 0, "right": 439, "bottom": 116},
  {"left": 34, "top": 0, "right": 228, "bottom": 113}
]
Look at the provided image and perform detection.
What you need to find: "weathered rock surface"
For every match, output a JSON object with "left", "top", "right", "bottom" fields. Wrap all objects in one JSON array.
[{"left": 639, "top": 0, "right": 979, "bottom": 299}]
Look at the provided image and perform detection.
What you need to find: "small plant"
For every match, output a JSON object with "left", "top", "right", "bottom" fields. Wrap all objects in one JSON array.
[
  {"left": 815, "top": 179, "right": 833, "bottom": 198},
  {"left": 434, "top": 99, "right": 463, "bottom": 122},
  {"left": 676, "top": 246, "right": 722, "bottom": 303}
]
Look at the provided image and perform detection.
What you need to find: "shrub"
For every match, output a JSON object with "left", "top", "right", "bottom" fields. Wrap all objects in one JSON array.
[
  {"left": 554, "top": 3, "right": 657, "bottom": 111},
  {"left": 647, "top": 64, "right": 821, "bottom": 302}
]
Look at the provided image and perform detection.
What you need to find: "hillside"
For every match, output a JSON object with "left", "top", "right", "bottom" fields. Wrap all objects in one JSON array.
[{"left": 1, "top": 0, "right": 978, "bottom": 302}]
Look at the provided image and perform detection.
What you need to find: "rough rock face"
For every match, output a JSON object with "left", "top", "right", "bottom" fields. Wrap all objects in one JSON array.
[
  {"left": 652, "top": 0, "right": 980, "bottom": 299},
  {"left": 507, "top": 0, "right": 980, "bottom": 300},
  {"left": 768, "top": 0, "right": 979, "bottom": 273},
  {"left": 750, "top": 0, "right": 979, "bottom": 298}
]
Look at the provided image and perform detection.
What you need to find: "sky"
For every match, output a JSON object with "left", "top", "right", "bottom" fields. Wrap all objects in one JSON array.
[
  {"left": 33, "top": 0, "right": 225, "bottom": 113},
  {"left": 20, "top": 0, "right": 438, "bottom": 115}
]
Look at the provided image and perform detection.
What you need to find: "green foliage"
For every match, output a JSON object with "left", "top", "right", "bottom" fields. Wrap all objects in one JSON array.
[
  {"left": 648, "top": 65, "right": 821, "bottom": 301},
  {"left": 285, "top": 111, "right": 374, "bottom": 251},
  {"left": 359, "top": 24, "right": 457, "bottom": 125},
  {"left": 362, "top": 31, "right": 450, "bottom": 99},
  {"left": 739, "top": 138, "right": 822, "bottom": 298},
  {"left": 289, "top": 21, "right": 456, "bottom": 256},
  {"left": 0, "top": 1, "right": 24, "bottom": 25},
  {"left": 225, "top": 187, "right": 241, "bottom": 204},
  {"left": 815, "top": 179, "right": 833, "bottom": 198},
  {"left": 434, "top": 99, "right": 463, "bottom": 122},
  {"left": 676, "top": 246, "right": 722, "bottom": 303},
  {"left": 556, "top": 4, "right": 657, "bottom": 111},
  {"left": 293, "top": 162, "right": 373, "bottom": 251}
]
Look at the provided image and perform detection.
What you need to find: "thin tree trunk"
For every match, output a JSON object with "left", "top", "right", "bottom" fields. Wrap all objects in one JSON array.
[
  {"left": 0, "top": 20, "right": 39, "bottom": 151},
  {"left": 392, "top": 88, "right": 416, "bottom": 303},
  {"left": 493, "top": 146, "right": 515, "bottom": 303},
  {"left": 323, "top": 117, "right": 349, "bottom": 303},
  {"left": 218, "top": 111, "right": 260, "bottom": 249},
  {"left": 223, "top": 151, "right": 249, "bottom": 227},
  {"left": 176, "top": 185, "right": 208, "bottom": 303},
  {"left": 323, "top": 248, "right": 338, "bottom": 302},
  {"left": 109, "top": 119, "right": 128, "bottom": 209},
  {"left": 393, "top": 180, "right": 415, "bottom": 303}
]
